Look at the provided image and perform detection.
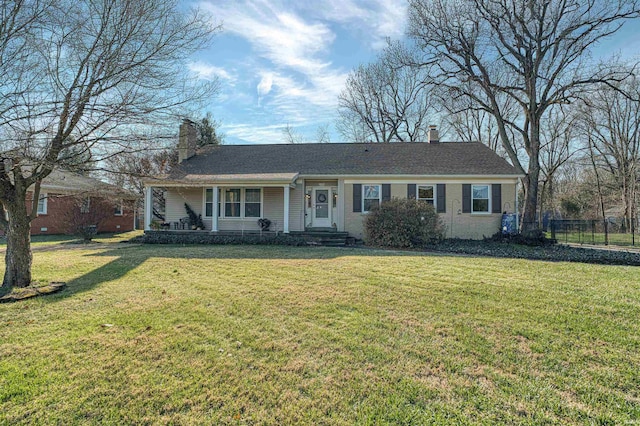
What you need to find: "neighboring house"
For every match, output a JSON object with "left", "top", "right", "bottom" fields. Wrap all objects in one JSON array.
[
  {"left": 25, "top": 169, "right": 137, "bottom": 235},
  {"left": 143, "top": 121, "right": 523, "bottom": 240}
]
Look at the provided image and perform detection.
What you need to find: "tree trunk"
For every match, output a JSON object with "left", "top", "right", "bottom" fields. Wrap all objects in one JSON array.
[
  {"left": 2, "top": 194, "right": 33, "bottom": 289},
  {"left": 522, "top": 151, "right": 541, "bottom": 232}
]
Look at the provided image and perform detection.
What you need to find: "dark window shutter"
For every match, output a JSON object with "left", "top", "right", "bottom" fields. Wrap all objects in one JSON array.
[
  {"left": 492, "top": 184, "right": 502, "bottom": 213},
  {"left": 462, "top": 184, "right": 471, "bottom": 213},
  {"left": 382, "top": 184, "right": 391, "bottom": 202},
  {"left": 353, "top": 184, "right": 362, "bottom": 213},
  {"left": 407, "top": 184, "right": 416, "bottom": 199},
  {"left": 437, "top": 184, "right": 446, "bottom": 213}
]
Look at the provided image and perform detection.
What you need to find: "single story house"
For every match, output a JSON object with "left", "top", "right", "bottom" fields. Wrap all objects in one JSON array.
[
  {"left": 25, "top": 169, "right": 137, "bottom": 235},
  {"left": 143, "top": 121, "right": 523, "bottom": 240}
]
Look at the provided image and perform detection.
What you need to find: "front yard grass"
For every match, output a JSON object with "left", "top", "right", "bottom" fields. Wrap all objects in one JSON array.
[{"left": 0, "top": 244, "right": 639, "bottom": 424}]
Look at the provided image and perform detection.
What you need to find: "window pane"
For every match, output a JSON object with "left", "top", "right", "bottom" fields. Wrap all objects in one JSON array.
[
  {"left": 245, "top": 203, "right": 260, "bottom": 217},
  {"left": 473, "top": 186, "right": 488, "bottom": 199},
  {"left": 206, "top": 189, "right": 213, "bottom": 203},
  {"left": 205, "top": 203, "right": 213, "bottom": 217},
  {"left": 473, "top": 199, "right": 489, "bottom": 212},
  {"left": 225, "top": 202, "right": 240, "bottom": 217},
  {"left": 245, "top": 188, "right": 261, "bottom": 203},
  {"left": 364, "top": 199, "right": 379, "bottom": 212},
  {"left": 364, "top": 185, "right": 379, "bottom": 199},
  {"left": 37, "top": 195, "right": 46, "bottom": 213},
  {"left": 316, "top": 204, "right": 329, "bottom": 218},
  {"left": 418, "top": 186, "right": 434, "bottom": 199},
  {"left": 226, "top": 189, "right": 240, "bottom": 202}
]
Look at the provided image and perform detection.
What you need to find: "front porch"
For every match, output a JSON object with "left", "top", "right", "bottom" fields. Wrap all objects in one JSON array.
[{"left": 143, "top": 177, "right": 344, "bottom": 235}]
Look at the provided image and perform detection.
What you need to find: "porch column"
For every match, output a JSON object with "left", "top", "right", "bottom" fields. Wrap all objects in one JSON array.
[
  {"left": 144, "top": 186, "right": 153, "bottom": 231},
  {"left": 211, "top": 185, "right": 219, "bottom": 232},
  {"left": 283, "top": 185, "right": 290, "bottom": 233}
]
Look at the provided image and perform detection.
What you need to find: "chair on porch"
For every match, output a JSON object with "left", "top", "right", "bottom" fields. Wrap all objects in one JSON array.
[{"left": 174, "top": 216, "right": 190, "bottom": 230}]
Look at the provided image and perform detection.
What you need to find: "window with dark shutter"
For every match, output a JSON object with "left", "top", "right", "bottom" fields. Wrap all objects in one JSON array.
[
  {"left": 462, "top": 184, "right": 471, "bottom": 213},
  {"left": 407, "top": 184, "right": 416, "bottom": 199},
  {"left": 492, "top": 184, "right": 502, "bottom": 213},
  {"left": 353, "top": 184, "right": 362, "bottom": 213},
  {"left": 437, "top": 184, "right": 446, "bottom": 213},
  {"left": 382, "top": 184, "right": 391, "bottom": 202}
]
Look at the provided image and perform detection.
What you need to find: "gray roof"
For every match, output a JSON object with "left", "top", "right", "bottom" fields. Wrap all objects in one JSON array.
[
  {"left": 41, "top": 169, "right": 138, "bottom": 199},
  {"left": 167, "top": 142, "right": 522, "bottom": 180}
]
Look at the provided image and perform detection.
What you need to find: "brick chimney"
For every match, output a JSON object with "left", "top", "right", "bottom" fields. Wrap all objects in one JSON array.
[
  {"left": 427, "top": 125, "right": 439, "bottom": 144},
  {"left": 178, "top": 118, "right": 197, "bottom": 163}
]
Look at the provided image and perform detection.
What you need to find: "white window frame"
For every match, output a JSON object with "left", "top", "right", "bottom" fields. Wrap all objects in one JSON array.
[
  {"left": 244, "top": 188, "right": 262, "bottom": 218},
  {"left": 204, "top": 188, "right": 222, "bottom": 218},
  {"left": 37, "top": 193, "right": 48, "bottom": 215},
  {"left": 471, "top": 184, "right": 491, "bottom": 214},
  {"left": 416, "top": 184, "right": 436, "bottom": 210},
  {"left": 213, "top": 188, "right": 263, "bottom": 219},
  {"left": 362, "top": 184, "right": 381, "bottom": 213},
  {"left": 114, "top": 200, "right": 124, "bottom": 216}
]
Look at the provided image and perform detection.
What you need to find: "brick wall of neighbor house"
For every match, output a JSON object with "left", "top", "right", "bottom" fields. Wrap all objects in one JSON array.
[
  {"left": 343, "top": 181, "right": 517, "bottom": 241},
  {"left": 27, "top": 192, "right": 135, "bottom": 235}
]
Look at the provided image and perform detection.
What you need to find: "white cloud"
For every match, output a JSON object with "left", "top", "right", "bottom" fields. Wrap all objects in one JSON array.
[
  {"left": 301, "top": 0, "right": 407, "bottom": 48},
  {"left": 198, "top": 0, "right": 407, "bottom": 143},
  {"left": 188, "top": 61, "right": 235, "bottom": 82},
  {"left": 257, "top": 73, "right": 273, "bottom": 98},
  {"left": 223, "top": 123, "right": 289, "bottom": 144}
]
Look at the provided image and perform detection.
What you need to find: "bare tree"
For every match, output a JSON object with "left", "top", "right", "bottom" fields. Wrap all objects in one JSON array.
[
  {"left": 408, "top": 0, "right": 640, "bottom": 231},
  {"left": 538, "top": 105, "right": 580, "bottom": 224},
  {"left": 441, "top": 82, "right": 519, "bottom": 156},
  {"left": 282, "top": 123, "right": 304, "bottom": 144},
  {"left": 579, "top": 75, "right": 640, "bottom": 232},
  {"left": 0, "top": 0, "right": 219, "bottom": 289},
  {"left": 315, "top": 124, "right": 331, "bottom": 144},
  {"left": 337, "top": 41, "right": 436, "bottom": 143}
]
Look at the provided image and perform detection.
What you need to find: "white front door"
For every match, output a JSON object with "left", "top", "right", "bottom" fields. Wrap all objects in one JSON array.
[{"left": 312, "top": 187, "right": 332, "bottom": 227}]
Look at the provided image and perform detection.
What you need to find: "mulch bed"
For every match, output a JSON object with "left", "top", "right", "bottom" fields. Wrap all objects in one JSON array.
[{"left": 424, "top": 240, "right": 640, "bottom": 266}]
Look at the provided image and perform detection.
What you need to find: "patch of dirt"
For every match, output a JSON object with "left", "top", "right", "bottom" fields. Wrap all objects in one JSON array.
[{"left": 0, "top": 282, "right": 66, "bottom": 303}]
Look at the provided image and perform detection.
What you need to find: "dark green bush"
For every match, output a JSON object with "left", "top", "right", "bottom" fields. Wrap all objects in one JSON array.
[
  {"left": 364, "top": 198, "right": 445, "bottom": 248},
  {"left": 134, "top": 231, "right": 307, "bottom": 246}
]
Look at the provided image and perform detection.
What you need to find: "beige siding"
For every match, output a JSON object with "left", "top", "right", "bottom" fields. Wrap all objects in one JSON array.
[
  {"left": 289, "top": 185, "right": 305, "bottom": 232},
  {"left": 263, "top": 187, "right": 284, "bottom": 232},
  {"left": 165, "top": 188, "right": 204, "bottom": 227},
  {"left": 343, "top": 180, "right": 518, "bottom": 241},
  {"left": 343, "top": 183, "right": 365, "bottom": 239},
  {"left": 390, "top": 183, "right": 406, "bottom": 199}
]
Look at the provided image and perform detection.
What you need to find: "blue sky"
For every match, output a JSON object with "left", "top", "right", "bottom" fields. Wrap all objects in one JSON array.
[{"left": 190, "top": 0, "right": 640, "bottom": 145}]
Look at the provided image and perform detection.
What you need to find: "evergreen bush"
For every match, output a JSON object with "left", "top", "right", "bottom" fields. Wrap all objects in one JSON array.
[{"left": 364, "top": 198, "right": 445, "bottom": 248}]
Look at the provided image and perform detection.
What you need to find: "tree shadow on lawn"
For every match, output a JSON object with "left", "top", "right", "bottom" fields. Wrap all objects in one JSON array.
[
  {"left": 41, "top": 244, "right": 421, "bottom": 301},
  {"left": 41, "top": 242, "right": 637, "bottom": 302}
]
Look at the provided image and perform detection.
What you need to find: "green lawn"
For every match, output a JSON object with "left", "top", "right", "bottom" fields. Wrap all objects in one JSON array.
[{"left": 1, "top": 244, "right": 639, "bottom": 425}]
